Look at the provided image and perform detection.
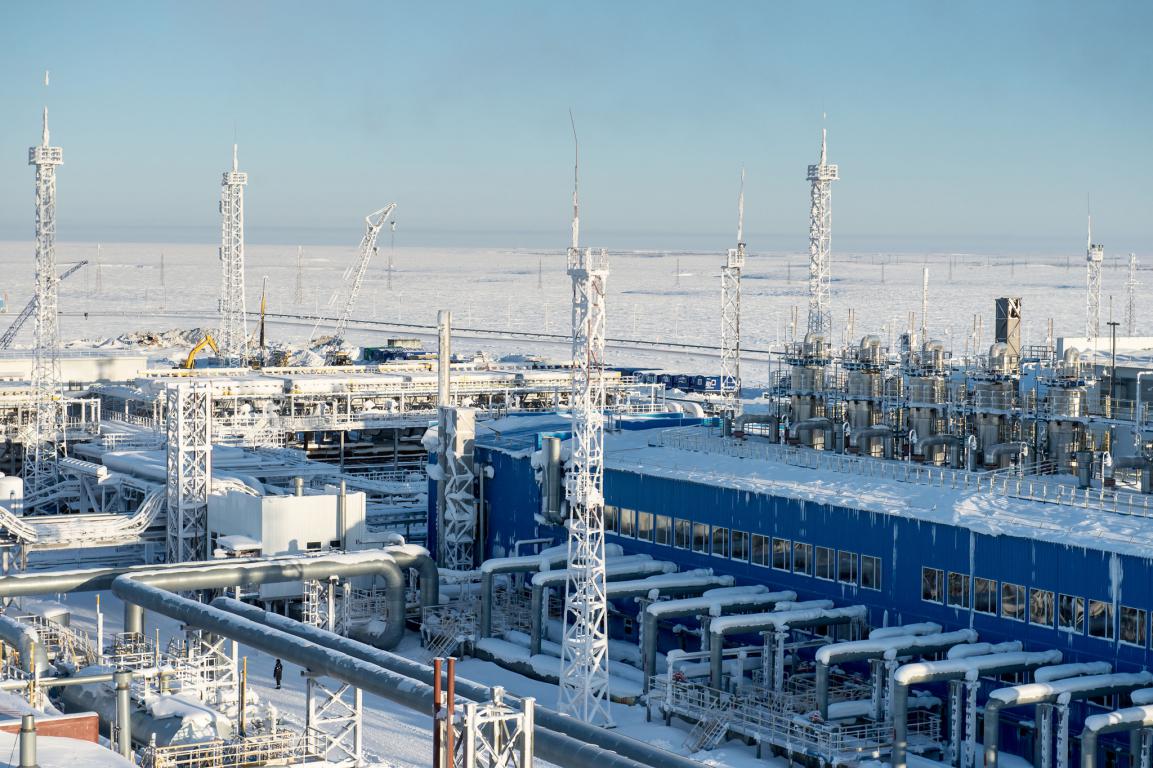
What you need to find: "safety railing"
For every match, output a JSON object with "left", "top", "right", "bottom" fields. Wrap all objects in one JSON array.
[
  {"left": 653, "top": 428, "right": 1153, "bottom": 520},
  {"left": 141, "top": 728, "right": 318, "bottom": 768}
]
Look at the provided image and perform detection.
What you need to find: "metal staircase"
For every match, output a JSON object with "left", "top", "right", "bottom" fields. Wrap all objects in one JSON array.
[
  {"left": 682, "top": 693, "right": 734, "bottom": 753},
  {"left": 420, "top": 602, "right": 477, "bottom": 664}
]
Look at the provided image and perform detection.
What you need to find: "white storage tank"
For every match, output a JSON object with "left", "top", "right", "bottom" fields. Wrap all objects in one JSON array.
[{"left": 0, "top": 473, "right": 24, "bottom": 515}]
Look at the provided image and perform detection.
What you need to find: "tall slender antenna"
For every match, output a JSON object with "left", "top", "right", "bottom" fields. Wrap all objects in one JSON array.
[
  {"left": 569, "top": 110, "right": 580, "bottom": 251},
  {"left": 720, "top": 168, "right": 746, "bottom": 419}
]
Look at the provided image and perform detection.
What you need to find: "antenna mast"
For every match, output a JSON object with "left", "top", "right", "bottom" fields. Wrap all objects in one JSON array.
[
  {"left": 1085, "top": 203, "right": 1103, "bottom": 343},
  {"left": 1126, "top": 253, "right": 1139, "bottom": 336},
  {"left": 558, "top": 114, "right": 613, "bottom": 726}
]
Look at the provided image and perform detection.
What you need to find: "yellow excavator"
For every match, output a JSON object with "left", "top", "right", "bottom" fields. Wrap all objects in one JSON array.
[{"left": 184, "top": 333, "right": 220, "bottom": 369}]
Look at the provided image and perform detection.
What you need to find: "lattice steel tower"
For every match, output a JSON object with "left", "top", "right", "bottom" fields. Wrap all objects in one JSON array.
[
  {"left": 1085, "top": 213, "right": 1103, "bottom": 342},
  {"left": 558, "top": 119, "right": 613, "bottom": 726},
  {"left": 218, "top": 145, "right": 249, "bottom": 365},
  {"left": 806, "top": 128, "right": 838, "bottom": 338},
  {"left": 25, "top": 107, "right": 66, "bottom": 499},
  {"left": 166, "top": 383, "right": 212, "bottom": 563},
  {"left": 1126, "top": 253, "right": 1139, "bottom": 336},
  {"left": 720, "top": 170, "right": 746, "bottom": 419}
]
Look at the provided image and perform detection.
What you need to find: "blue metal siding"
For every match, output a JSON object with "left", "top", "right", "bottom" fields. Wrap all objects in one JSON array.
[{"left": 479, "top": 451, "right": 1153, "bottom": 671}]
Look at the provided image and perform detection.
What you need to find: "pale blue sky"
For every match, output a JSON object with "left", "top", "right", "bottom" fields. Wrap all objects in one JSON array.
[{"left": 0, "top": 1, "right": 1149, "bottom": 252}]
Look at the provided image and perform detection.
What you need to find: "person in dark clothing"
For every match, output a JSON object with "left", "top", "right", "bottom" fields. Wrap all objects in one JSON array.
[{"left": 273, "top": 659, "right": 284, "bottom": 689}]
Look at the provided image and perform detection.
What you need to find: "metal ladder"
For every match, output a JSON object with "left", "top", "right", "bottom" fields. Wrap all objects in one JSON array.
[{"left": 683, "top": 695, "right": 734, "bottom": 752}]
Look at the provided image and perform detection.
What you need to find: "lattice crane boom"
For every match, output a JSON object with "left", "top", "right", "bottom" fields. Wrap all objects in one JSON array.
[
  {"left": 0, "top": 260, "right": 87, "bottom": 349},
  {"left": 331, "top": 204, "right": 397, "bottom": 344}
]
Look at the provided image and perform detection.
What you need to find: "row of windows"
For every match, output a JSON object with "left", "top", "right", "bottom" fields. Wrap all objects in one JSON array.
[
  {"left": 921, "top": 567, "right": 1148, "bottom": 647},
  {"left": 603, "top": 505, "right": 882, "bottom": 591}
]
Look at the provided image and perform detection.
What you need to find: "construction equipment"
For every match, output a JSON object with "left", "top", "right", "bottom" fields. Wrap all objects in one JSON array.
[
  {"left": 311, "top": 204, "right": 397, "bottom": 358},
  {"left": 0, "top": 260, "right": 88, "bottom": 349},
  {"left": 183, "top": 334, "right": 220, "bottom": 369}
]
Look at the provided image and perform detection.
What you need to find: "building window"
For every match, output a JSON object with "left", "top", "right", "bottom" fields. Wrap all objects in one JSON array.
[
  {"left": 1121, "top": 606, "right": 1147, "bottom": 647},
  {"left": 1001, "top": 583, "right": 1025, "bottom": 621},
  {"left": 306, "top": 541, "right": 322, "bottom": 551},
  {"left": 861, "top": 555, "right": 881, "bottom": 590},
  {"left": 329, "top": 539, "right": 342, "bottom": 549},
  {"left": 636, "top": 511, "right": 654, "bottom": 542},
  {"left": 654, "top": 514, "right": 672, "bottom": 546},
  {"left": 712, "top": 527, "right": 729, "bottom": 558},
  {"left": 922, "top": 568, "right": 944, "bottom": 603},
  {"left": 751, "top": 534, "right": 769, "bottom": 567},
  {"left": 838, "top": 551, "right": 858, "bottom": 585},
  {"left": 815, "top": 546, "right": 834, "bottom": 580},
  {"left": 974, "top": 577, "right": 997, "bottom": 615},
  {"left": 793, "top": 542, "right": 813, "bottom": 576},
  {"left": 731, "top": 530, "right": 749, "bottom": 561},
  {"left": 1030, "top": 589, "right": 1055, "bottom": 627},
  {"left": 1058, "top": 594, "right": 1085, "bottom": 633},
  {"left": 948, "top": 573, "right": 971, "bottom": 609},
  {"left": 674, "top": 519, "right": 692, "bottom": 549},
  {"left": 619, "top": 508, "right": 636, "bottom": 538},
  {"left": 692, "top": 523, "right": 710, "bottom": 554},
  {"left": 772, "top": 538, "right": 791, "bottom": 571},
  {"left": 1088, "top": 599, "right": 1114, "bottom": 640},
  {"left": 604, "top": 505, "right": 618, "bottom": 533}
]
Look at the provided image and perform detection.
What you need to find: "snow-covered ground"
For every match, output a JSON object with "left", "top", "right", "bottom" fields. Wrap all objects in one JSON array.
[
  {"left": 2, "top": 240, "right": 1148, "bottom": 384},
  {"left": 30, "top": 588, "right": 780, "bottom": 768}
]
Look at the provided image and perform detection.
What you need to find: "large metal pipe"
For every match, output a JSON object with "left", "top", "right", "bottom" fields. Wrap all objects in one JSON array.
[
  {"left": 479, "top": 547, "right": 571, "bottom": 638},
  {"left": 813, "top": 629, "right": 978, "bottom": 719},
  {"left": 18, "top": 715, "right": 35, "bottom": 768},
  {"left": 528, "top": 560, "right": 687, "bottom": 654},
  {"left": 112, "top": 549, "right": 437, "bottom": 651},
  {"left": 0, "top": 555, "right": 275, "bottom": 598},
  {"left": 853, "top": 426, "right": 894, "bottom": 457},
  {"left": 709, "top": 606, "right": 867, "bottom": 690},
  {"left": 115, "top": 669, "right": 132, "bottom": 758},
  {"left": 917, "top": 434, "right": 961, "bottom": 467},
  {"left": 641, "top": 589, "right": 796, "bottom": 693},
  {"left": 890, "top": 650, "right": 1063, "bottom": 768},
  {"left": 192, "top": 594, "right": 706, "bottom": 768},
  {"left": 983, "top": 671, "right": 1153, "bottom": 768},
  {"left": 1081, "top": 705, "right": 1153, "bottom": 768},
  {"left": 0, "top": 613, "right": 49, "bottom": 675}
]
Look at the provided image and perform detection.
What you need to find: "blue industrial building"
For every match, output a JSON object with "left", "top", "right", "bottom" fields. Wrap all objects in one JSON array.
[{"left": 448, "top": 413, "right": 1153, "bottom": 765}]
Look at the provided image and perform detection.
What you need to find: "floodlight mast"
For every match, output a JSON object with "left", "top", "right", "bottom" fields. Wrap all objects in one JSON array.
[
  {"left": 806, "top": 127, "right": 839, "bottom": 339},
  {"left": 558, "top": 113, "right": 613, "bottom": 727},
  {"left": 25, "top": 105, "right": 66, "bottom": 500},
  {"left": 720, "top": 170, "right": 746, "bottom": 419}
]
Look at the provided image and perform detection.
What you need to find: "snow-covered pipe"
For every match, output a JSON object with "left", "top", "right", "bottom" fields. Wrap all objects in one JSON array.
[
  {"left": 1081, "top": 705, "right": 1153, "bottom": 768},
  {"left": 986, "top": 442, "right": 1023, "bottom": 468},
  {"left": 709, "top": 605, "right": 867, "bottom": 690},
  {"left": 983, "top": 671, "right": 1153, "bottom": 768},
  {"left": 868, "top": 622, "right": 941, "bottom": 640},
  {"left": 530, "top": 568, "right": 731, "bottom": 655},
  {"left": 0, "top": 613, "right": 49, "bottom": 675},
  {"left": 542, "top": 436, "right": 563, "bottom": 519},
  {"left": 641, "top": 588, "right": 796, "bottom": 692},
  {"left": 813, "top": 629, "right": 977, "bottom": 719},
  {"left": 478, "top": 545, "right": 574, "bottom": 638},
  {"left": 890, "top": 650, "right": 1062, "bottom": 768},
  {"left": 1131, "top": 688, "right": 1153, "bottom": 705},
  {"left": 209, "top": 597, "right": 710, "bottom": 768},
  {"left": 917, "top": 434, "right": 961, "bottom": 467},
  {"left": 528, "top": 557, "right": 671, "bottom": 655},
  {"left": 947, "top": 640, "right": 1022, "bottom": 659},
  {"left": 793, "top": 417, "right": 834, "bottom": 445},
  {"left": 734, "top": 413, "right": 779, "bottom": 441},
  {"left": 114, "top": 548, "right": 437, "bottom": 650},
  {"left": 853, "top": 426, "right": 893, "bottom": 456},
  {"left": 1033, "top": 661, "right": 1113, "bottom": 684},
  {"left": 0, "top": 554, "right": 278, "bottom": 598}
]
